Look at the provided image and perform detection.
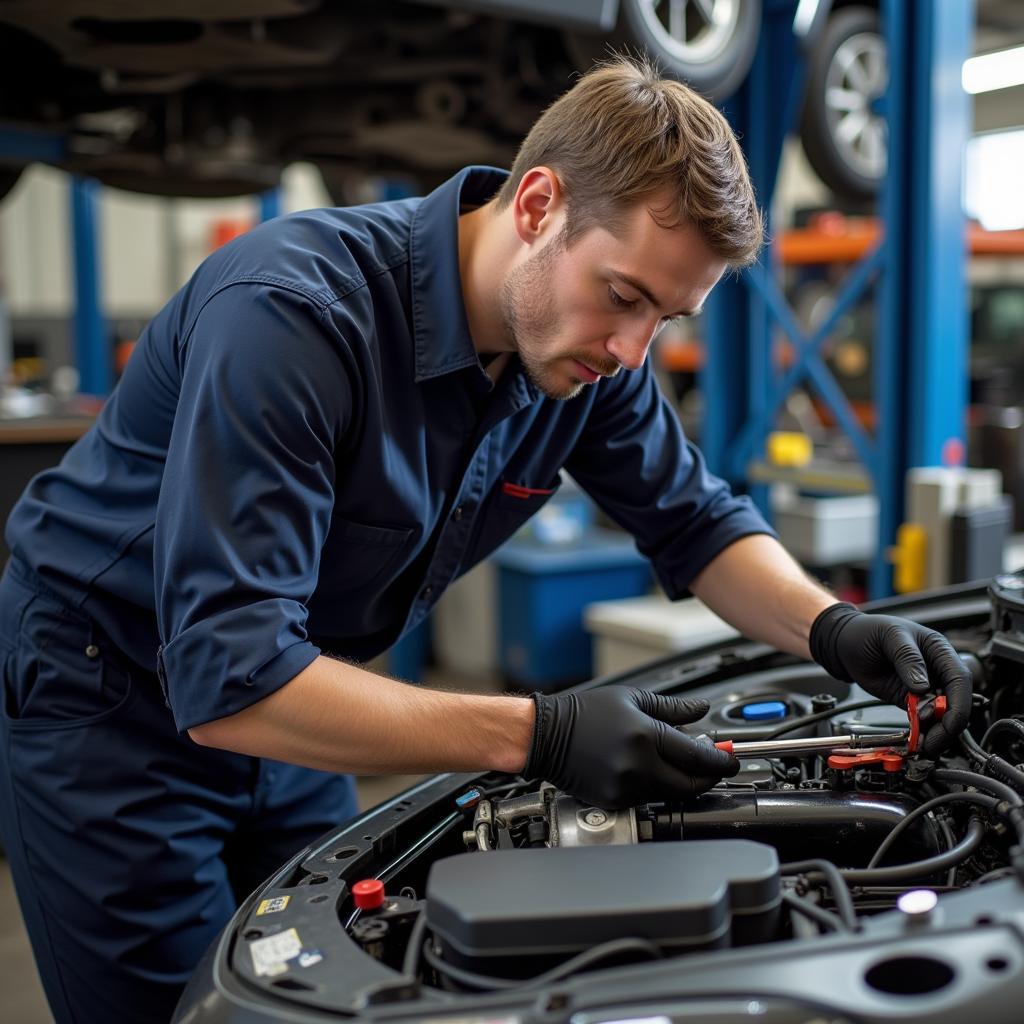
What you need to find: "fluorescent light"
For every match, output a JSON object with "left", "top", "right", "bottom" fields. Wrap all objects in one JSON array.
[
  {"left": 962, "top": 45, "right": 1024, "bottom": 94},
  {"left": 964, "top": 129, "right": 1024, "bottom": 230}
]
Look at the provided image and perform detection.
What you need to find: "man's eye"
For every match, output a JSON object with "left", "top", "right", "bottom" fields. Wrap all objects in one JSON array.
[{"left": 608, "top": 287, "right": 635, "bottom": 310}]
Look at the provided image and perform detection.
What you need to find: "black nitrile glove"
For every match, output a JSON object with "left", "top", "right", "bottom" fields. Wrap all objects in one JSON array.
[
  {"left": 809, "top": 602, "right": 973, "bottom": 757},
  {"left": 523, "top": 686, "right": 740, "bottom": 809}
]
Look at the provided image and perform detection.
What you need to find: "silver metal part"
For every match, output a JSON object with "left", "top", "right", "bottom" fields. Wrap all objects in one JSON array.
[
  {"left": 491, "top": 787, "right": 552, "bottom": 829},
  {"left": 727, "top": 731, "right": 908, "bottom": 758},
  {"left": 550, "top": 795, "right": 638, "bottom": 847},
  {"left": 470, "top": 800, "right": 494, "bottom": 852}
]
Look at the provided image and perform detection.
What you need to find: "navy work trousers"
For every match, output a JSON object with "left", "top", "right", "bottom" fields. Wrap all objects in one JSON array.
[{"left": 0, "top": 558, "right": 358, "bottom": 1023}]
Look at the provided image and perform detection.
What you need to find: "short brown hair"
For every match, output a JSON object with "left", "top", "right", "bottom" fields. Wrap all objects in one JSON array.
[{"left": 494, "top": 55, "right": 763, "bottom": 267}]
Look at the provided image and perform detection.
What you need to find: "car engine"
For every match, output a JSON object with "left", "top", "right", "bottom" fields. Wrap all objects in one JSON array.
[{"left": 174, "top": 571, "right": 1024, "bottom": 1022}]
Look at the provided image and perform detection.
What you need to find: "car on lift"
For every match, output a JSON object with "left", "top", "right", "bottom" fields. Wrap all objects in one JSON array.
[
  {"left": 0, "top": 0, "right": 765, "bottom": 204},
  {"left": 0, "top": 0, "right": 901, "bottom": 208},
  {"left": 174, "top": 570, "right": 1024, "bottom": 1022}
]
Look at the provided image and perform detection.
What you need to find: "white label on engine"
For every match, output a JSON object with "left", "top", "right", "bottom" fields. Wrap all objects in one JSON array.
[{"left": 250, "top": 927, "right": 302, "bottom": 976}]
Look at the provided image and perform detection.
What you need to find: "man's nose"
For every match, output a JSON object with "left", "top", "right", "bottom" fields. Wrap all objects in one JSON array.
[{"left": 606, "top": 322, "right": 657, "bottom": 371}]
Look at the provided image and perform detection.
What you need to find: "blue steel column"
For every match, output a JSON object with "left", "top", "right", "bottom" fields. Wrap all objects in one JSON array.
[
  {"left": 872, "top": 0, "right": 973, "bottom": 595},
  {"left": 701, "top": 0, "right": 805, "bottom": 518},
  {"left": 70, "top": 177, "right": 111, "bottom": 397},
  {"left": 907, "top": 0, "right": 972, "bottom": 469}
]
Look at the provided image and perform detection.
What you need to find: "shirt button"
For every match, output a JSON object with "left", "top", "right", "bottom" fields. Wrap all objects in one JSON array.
[
  {"left": 85, "top": 644, "right": 100, "bottom": 659},
  {"left": 452, "top": 506, "right": 464, "bottom": 521},
  {"left": 421, "top": 585, "right": 434, "bottom": 600}
]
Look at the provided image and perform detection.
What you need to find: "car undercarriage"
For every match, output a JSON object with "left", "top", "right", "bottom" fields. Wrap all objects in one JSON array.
[{"left": 175, "top": 571, "right": 1024, "bottom": 1023}]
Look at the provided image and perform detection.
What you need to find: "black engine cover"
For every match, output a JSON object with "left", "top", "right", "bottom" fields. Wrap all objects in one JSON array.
[{"left": 425, "top": 840, "right": 780, "bottom": 977}]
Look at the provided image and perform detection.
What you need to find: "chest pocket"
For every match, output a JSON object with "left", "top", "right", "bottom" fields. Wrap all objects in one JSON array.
[
  {"left": 466, "top": 472, "right": 563, "bottom": 568},
  {"left": 315, "top": 516, "right": 415, "bottom": 600}
]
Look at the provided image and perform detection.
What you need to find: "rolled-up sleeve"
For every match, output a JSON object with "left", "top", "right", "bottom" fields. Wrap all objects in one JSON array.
[
  {"left": 155, "top": 282, "right": 351, "bottom": 732},
  {"left": 567, "top": 362, "right": 776, "bottom": 598}
]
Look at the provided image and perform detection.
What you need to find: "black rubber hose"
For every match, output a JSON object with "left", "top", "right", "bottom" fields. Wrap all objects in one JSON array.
[
  {"left": 934, "top": 767, "right": 1021, "bottom": 804},
  {"left": 956, "top": 733, "right": 1024, "bottom": 798},
  {"left": 866, "top": 790, "right": 1000, "bottom": 870},
  {"left": 421, "top": 935, "right": 663, "bottom": 992},
  {"left": 779, "top": 858, "right": 858, "bottom": 931},
  {"left": 401, "top": 911, "right": 429, "bottom": 979},
  {"left": 960, "top": 730, "right": 989, "bottom": 762},
  {"left": 981, "top": 717, "right": 1024, "bottom": 753},
  {"left": 936, "top": 816, "right": 958, "bottom": 887},
  {"left": 782, "top": 891, "right": 849, "bottom": 934},
  {"left": 765, "top": 699, "right": 885, "bottom": 739},
  {"left": 798, "top": 818, "right": 987, "bottom": 886},
  {"left": 932, "top": 767, "right": 1024, "bottom": 821},
  {"left": 987, "top": 757, "right": 1024, "bottom": 797}
]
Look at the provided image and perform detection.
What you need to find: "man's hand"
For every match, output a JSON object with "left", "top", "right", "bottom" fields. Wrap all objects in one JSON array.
[
  {"left": 809, "top": 603, "right": 972, "bottom": 757},
  {"left": 523, "top": 686, "right": 740, "bottom": 809}
]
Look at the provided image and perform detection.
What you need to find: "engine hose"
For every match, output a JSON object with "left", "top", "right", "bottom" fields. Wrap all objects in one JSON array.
[
  {"left": 779, "top": 858, "right": 857, "bottom": 931},
  {"left": 799, "top": 817, "right": 987, "bottom": 887},
  {"left": 986, "top": 757, "right": 1024, "bottom": 799},
  {"left": 981, "top": 718, "right": 1024, "bottom": 756},
  {"left": 764, "top": 699, "right": 884, "bottom": 739},
  {"left": 866, "top": 790, "right": 1000, "bottom": 870},
  {"left": 781, "top": 891, "right": 849, "bottom": 934},
  {"left": 960, "top": 731, "right": 989, "bottom": 762},
  {"left": 957, "top": 733, "right": 1024, "bottom": 796},
  {"left": 932, "top": 768, "right": 1024, "bottom": 838}
]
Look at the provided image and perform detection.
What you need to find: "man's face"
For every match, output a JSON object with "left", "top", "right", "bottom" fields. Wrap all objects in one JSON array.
[{"left": 498, "top": 198, "right": 729, "bottom": 400}]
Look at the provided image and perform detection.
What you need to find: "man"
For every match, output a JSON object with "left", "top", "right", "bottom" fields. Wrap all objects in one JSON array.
[{"left": 0, "top": 57, "right": 970, "bottom": 1022}]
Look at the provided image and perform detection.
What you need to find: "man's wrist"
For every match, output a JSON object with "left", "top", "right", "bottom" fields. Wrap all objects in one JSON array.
[
  {"left": 808, "top": 601, "right": 859, "bottom": 680},
  {"left": 491, "top": 694, "right": 537, "bottom": 775}
]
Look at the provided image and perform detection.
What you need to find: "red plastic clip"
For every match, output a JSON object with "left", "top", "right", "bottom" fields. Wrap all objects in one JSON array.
[
  {"left": 906, "top": 693, "right": 947, "bottom": 754},
  {"left": 828, "top": 749, "right": 906, "bottom": 773}
]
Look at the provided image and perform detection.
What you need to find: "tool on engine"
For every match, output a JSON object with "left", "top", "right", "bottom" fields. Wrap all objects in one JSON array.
[
  {"left": 712, "top": 732, "right": 909, "bottom": 758},
  {"left": 711, "top": 694, "right": 947, "bottom": 772}
]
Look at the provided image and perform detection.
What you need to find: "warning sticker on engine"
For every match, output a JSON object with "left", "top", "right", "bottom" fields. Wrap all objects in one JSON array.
[
  {"left": 250, "top": 928, "right": 302, "bottom": 977},
  {"left": 256, "top": 896, "right": 290, "bottom": 916}
]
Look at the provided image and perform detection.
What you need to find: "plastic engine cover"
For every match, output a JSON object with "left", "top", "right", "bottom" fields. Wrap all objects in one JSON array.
[{"left": 425, "top": 840, "right": 780, "bottom": 974}]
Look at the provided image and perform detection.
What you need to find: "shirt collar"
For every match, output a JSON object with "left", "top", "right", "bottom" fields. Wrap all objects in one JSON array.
[{"left": 409, "top": 165, "right": 509, "bottom": 383}]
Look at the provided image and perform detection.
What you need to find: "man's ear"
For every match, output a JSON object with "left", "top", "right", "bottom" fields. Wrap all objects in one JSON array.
[{"left": 511, "top": 167, "right": 564, "bottom": 246}]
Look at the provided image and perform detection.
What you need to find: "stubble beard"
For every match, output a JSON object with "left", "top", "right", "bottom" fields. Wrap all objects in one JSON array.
[{"left": 498, "top": 240, "right": 586, "bottom": 401}]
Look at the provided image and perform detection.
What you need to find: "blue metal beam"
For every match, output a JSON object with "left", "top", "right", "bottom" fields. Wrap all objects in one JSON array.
[
  {"left": 702, "top": 0, "right": 805, "bottom": 519},
  {"left": 872, "top": 0, "right": 973, "bottom": 595},
  {"left": 70, "top": 177, "right": 111, "bottom": 397},
  {"left": 907, "top": 0, "right": 972, "bottom": 470}
]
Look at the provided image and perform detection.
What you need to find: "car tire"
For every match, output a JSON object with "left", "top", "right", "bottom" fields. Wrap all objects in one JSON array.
[
  {"left": 800, "top": 5, "right": 887, "bottom": 202},
  {"left": 620, "top": 0, "right": 761, "bottom": 98},
  {"left": 565, "top": 0, "right": 761, "bottom": 101}
]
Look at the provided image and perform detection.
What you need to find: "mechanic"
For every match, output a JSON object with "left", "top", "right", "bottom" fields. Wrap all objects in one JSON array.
[{"left": 0, "top": 56, "right": 971, "bottom": 1023}]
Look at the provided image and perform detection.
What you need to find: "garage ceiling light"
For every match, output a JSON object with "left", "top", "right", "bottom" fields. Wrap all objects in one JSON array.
[
  {"left": 964, "top": 128, "right": 1024, "bottom": 230},
  {"left": 962, "top": 45, "right": 1024, "bottom": 94}
]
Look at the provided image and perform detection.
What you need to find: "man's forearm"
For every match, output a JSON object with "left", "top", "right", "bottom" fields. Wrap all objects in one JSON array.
[
  {"left": 188, "top": 655, "right": 535, "bottom": 775},
  {"left": 690, "top": 534, "right": 837, "bottom": 659}
]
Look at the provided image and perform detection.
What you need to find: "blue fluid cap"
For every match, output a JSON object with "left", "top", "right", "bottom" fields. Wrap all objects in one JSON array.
[{"left": 740, "top": 701, "right": 788, "bottom": 722}]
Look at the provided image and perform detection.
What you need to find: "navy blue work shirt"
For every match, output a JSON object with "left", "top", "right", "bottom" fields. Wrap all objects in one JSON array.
[{"left": 6, "top": 166, "right": 775, "bottom": 732}]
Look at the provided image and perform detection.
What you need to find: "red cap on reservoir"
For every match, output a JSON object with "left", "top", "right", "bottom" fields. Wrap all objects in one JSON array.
[{"left": 352, "top": 878, "right": 385, "bottom": 910}]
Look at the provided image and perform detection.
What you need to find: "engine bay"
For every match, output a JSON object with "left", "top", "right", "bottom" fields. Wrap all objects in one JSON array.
[{"left": 175, "top": 573, "right": 1024, "bottom": 1023}]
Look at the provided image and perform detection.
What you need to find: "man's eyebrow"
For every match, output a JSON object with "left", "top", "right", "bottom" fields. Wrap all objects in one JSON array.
[{"left": 611, "top": 271, "right": 699, "bottom": 318}]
